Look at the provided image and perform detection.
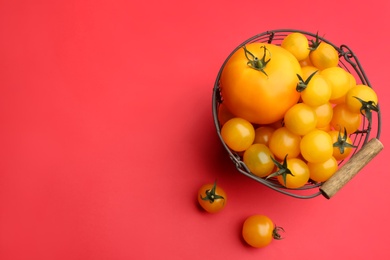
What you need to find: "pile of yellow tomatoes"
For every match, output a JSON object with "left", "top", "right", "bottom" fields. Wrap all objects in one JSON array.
[{"left": 218, "top": 32, "right": 379, "bottom": 189}]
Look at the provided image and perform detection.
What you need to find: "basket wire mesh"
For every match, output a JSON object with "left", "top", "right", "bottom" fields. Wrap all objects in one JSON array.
[{"left": 212, "top": 29, "right": 381, "bottom": 199}]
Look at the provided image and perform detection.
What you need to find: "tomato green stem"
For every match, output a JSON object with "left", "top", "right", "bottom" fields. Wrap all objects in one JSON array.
[
  {"left": 353, "top": 96, "right": 379, "bottom": 125},
  {"left": 243, "top": 45, "right": 271, "bottom": 77},
  {"left": 273, "top": 226, "right": 285, "bottom": 240},
  {"left": 309, "top": 31, "right": 321, "bottom": 51},
  {"left": 200, "top": 181, "right": 224, "bottom": 203},
  {"left": 296, "top": 70, "right": 318, "bottom": 92},
  {"left": 266, "top": 155, "right": 294, "bottom": 186},
  {"left": 333, "top": 128, "right": 357, "bottom": 154}
]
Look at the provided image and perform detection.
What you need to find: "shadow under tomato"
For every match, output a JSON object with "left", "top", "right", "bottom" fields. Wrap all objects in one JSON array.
[
  {"left": 188, "top": 91, "right": 291, "bottom": 207},
  {"left": 190, "top": 100, "right": 238, "bottom": 179}
]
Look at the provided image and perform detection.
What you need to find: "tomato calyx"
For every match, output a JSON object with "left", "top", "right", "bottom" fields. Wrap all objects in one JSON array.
[
  {"left": 296, "top": 70, "right": 319, "bottom": 92},
  {"left": 308, "top": 32, "right": 321, "bottom": 51},
  {"left": 273, "top": 226, "right": 285, "bottom": 240},
  {"left": 333, "top": 128, "right": 357, "bottom": 154},
  {"left": 266, "top": 155, "right": 294, "bottom": 186},
  {"left": 243, "top": 45, "right": 271, "bottom": 77},
  {"left": 200, "top": 181, "right": 225, "bottom": 203},
  {"left": 353, "top": 96, "right": 379, "bottom": 125}
]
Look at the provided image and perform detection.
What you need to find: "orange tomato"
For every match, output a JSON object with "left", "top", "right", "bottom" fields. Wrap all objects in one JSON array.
[
  {"left": 242, "top": 215, "right": 284, "bottom": 248},
  {"left": 330, "top": 103, "right": 361, "bottom": 134},
  {"left": 254, "top": 126, "right": 275, "bottom": 146},
  {"left": 220, "top": 43, "right": 301, "bottom": 124},
  {"left": 198, "top": 182, "right": 227, "bottom": 213}
]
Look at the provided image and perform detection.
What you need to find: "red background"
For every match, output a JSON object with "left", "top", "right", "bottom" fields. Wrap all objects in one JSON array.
[{"left": 1, "top": 0, "right": 389, "bottom": 259}]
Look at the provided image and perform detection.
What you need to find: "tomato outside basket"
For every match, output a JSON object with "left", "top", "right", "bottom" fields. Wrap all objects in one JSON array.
[{"left": 212, "top": 29, "right": 383, "bottom": 199}]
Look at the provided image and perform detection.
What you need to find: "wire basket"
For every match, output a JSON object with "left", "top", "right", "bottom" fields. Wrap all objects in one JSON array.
[{"left": 212, "top": 29, "right": 383, "bottom": 199}]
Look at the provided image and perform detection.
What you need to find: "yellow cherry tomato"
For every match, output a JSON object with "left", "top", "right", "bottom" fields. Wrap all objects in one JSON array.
[
  {"left": 198, "top": 182, "right": 227, "bottom": 213},
  {"left": 299, "top": 73, "right": 332, "bottom": 107},
  {"left": 276, "top": 158, "right": 310, "bottom": 188},
  {"left": 281, "top": 32, "right": 310, "bottom": 61},
  {"left": 243, "top": 144, "right": 275, "bottom": 177},
  {"left": 221, "top": 117, "right": 255, "bottom": 152},
  {"left": 308, "top": 156, "right": 338, "bottom": 182},
  {"left": 254, "top": 126, "right": 275, "bottom": 146},
  {"left": 313, "top": 102, "right": 333, "bottom": 128},
  {"left": 345, "top": 84, "right": 378, "bottom": 114},
  {"left": 300, "top": 129, "right": 333, "bottom": 163},
  {"left": 320, "top": 67, "right": 351, "bottom": 103},
  {"left": 330, "top": 103, "right": 361, "bottom": 134},
  {"left": 330, "top": 71, "right": 356, "bottom": 104},
  {"left": 284, "top": 103, "right": 317, "bottom": 136},
  {"left": 300, "top": 65, "right": 318, "bottom": 81},
  {"left": 310, "top": 41, "right": 339, "bottom": 70},
  {"left": 268, "top": 127, "right": 301, "bottom": 160}
]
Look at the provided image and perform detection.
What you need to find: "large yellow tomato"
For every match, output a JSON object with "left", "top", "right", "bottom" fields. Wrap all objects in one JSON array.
[{"left": 220, "top": 43, "right": 302, "bottom": 124}]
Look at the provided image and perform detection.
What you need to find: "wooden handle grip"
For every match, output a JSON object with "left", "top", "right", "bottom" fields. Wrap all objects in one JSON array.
[{"left": 320, "top": 138, "right": 384, "bottom": 199}]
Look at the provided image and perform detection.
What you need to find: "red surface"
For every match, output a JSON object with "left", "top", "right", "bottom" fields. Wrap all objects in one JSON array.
[{"left": 1, "top": 0, "right": 389, "bottom": 259}]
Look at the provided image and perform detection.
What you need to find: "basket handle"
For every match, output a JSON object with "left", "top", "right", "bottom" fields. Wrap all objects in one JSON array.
[{"left": 320, "top": 138, "right": 384, "bottom": 199}]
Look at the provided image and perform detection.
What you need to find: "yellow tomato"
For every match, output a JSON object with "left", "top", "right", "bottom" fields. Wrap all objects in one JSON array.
[
  {"left": 300, "top": 73, "right": 332, "bottom": 107},
  {"left": 308, "top": 156, "right": 338, "bottom": 182},
  {"left": 345, "top": 84, "right": 378, "bottom": 114},
  {"left": 320, "top": 67, "right": 351, "bottom": 103},
  {"left": 276, "top": 158, "right": 310, "bottom": 188},
  {"left": 310, "top": 41, "right": 339, "bottom": 70},
  {"left": 330, "top": 71, "right": 356, "bottom": 104},
  {"left": 254, "top": 126, "right": 275, "bottom": 146},
  {"left": 268, "top": 127, "right": 301, "bottom": 160},
  {"left": 243, "top": 144, "right": 275, "bottom": 177},
  {"left": 300, "top": 129, "right": 333, "bottom": 163},
  {"left": 300, "top": 65, "right": 318, "bottom": 81},
  {"left": 281, "top": 32, "right": 310, "bottom": 61},
  {"left": 221, "top": 117, "right": 255, "bottom": 152},
  {"left": 313, "top": 102, "right": 333, "bottom": 128},
  {"left": 284, "top": 103, "right": 317, "bottom": 136}
]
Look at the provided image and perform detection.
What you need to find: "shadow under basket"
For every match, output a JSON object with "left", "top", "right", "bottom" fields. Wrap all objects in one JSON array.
[{"left": 212, "top": 29, "right": 383, "bottom": 199}]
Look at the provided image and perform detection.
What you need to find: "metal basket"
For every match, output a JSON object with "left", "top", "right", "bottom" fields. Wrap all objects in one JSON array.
[{"left": 212, "top": 29, "right": 382, "bottom": 199}]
